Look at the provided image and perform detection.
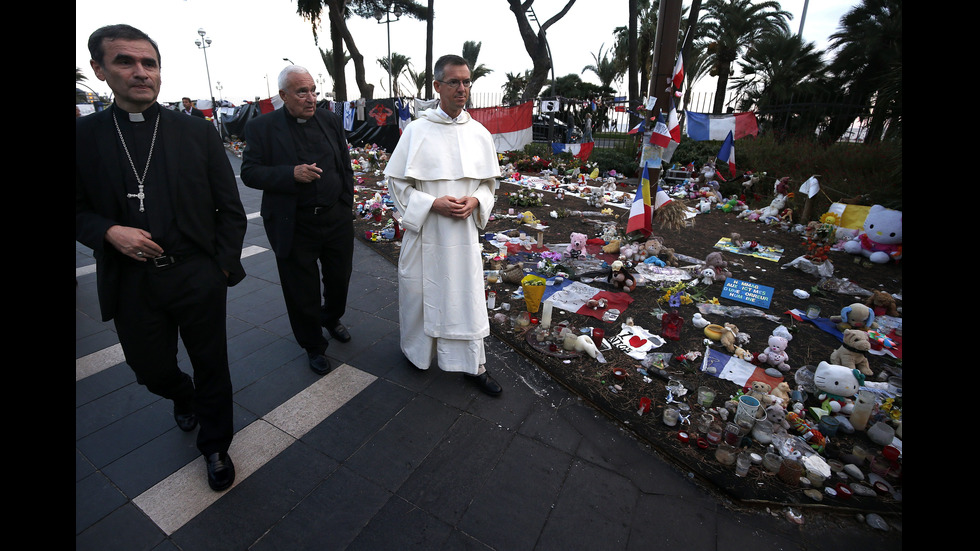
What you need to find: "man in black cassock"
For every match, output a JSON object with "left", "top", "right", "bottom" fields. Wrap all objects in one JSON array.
[{"left": 75, "top": 24, "right": 246, "bottom": 492}]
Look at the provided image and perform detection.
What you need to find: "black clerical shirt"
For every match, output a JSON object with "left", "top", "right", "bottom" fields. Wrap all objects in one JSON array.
[{"left": 286, "top": 115, "right": 343, "bottom": 208}]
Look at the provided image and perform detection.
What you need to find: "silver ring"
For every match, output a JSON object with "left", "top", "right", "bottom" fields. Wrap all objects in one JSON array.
[{"left": 136, "top": 251, "right": 144, "bottom": 257}]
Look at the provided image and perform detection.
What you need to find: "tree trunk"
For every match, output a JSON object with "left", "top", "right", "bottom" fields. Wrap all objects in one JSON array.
[
  {"left": 508, "top": 0, "right": 577, "bottom": 103},
  {"left": 628, "top": 0, "right": 639, "bottom": 129},
  {"left": 328, "top": 8, "right": 347, "bottom": 101},
  {"left": 329, "top": 0, "right": 374, "bottom": 100}
]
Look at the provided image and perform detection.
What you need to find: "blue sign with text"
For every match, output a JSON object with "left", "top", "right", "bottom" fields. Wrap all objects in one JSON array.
[{"left": 720, "top": 278, "right": 774, "bottom": 308}]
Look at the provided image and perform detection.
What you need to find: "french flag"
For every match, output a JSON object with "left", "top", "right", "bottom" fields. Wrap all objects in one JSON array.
[
  {"left": 649, "top": 113, "right": 672, "bottom": 148},
  {"left": 469, "top": 102, "right": 534, "bottom": 152},
  {"left": 626, "top": 163, "right": 653, "bottom": 236},
  {"left": 667, "top": 98, "right": 681, "bottom": 144},
  {"left": 628, "top": 118, "right": 646, "bottom": 134},
  {"left": 551, "top": 141, "right": 595, "bottom": 161},
  {"left": 685, "top": 111, "right": 759, "bottom": 141},
  {"left": 544, "top": 281, "right": 635, "bottom": 323},
  {"left": 717, "top": 130, "right": 736, "bottom": 177},
  {"left": 671, "top": 55, "right": 684, "bottom": 91}
]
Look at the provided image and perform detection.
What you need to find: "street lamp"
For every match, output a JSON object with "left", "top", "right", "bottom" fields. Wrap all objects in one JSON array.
[
  {"left": 194, "top": 28, "right": 219, "bottom": 135},
  {"left": 373, "top": 0, "right": 403, "bottom": 97}
]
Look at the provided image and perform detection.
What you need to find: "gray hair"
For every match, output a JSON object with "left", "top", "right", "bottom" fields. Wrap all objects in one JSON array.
[
  {"left": 278, "top": 65, "right": 311, "bottom": 91},
  {"left": 433, "top": 55, "right": 469, "bottom": 82}
]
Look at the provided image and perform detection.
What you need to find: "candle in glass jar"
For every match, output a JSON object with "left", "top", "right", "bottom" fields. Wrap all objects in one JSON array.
[{"left": 541, "top": 300, "right": 553, "bottom": 328}]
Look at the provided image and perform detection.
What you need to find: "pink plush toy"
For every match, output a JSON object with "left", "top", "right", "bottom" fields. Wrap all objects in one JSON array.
[
  {"left": 566, "top": 232, "right": 588, "bottom": 258},
  {"left": 757, "top": 335, "right": 791, "bottom": 372}
]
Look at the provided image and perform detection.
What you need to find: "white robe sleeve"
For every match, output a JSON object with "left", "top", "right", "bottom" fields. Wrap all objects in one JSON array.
[
  {"left": 389, "top": 175, "right": 434, "bottom": 234},
  {"left": 471, "top": 178, "right": 497, "bottom": 230}
]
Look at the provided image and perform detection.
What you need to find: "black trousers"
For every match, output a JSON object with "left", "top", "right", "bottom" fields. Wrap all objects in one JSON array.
[
  {"left": 113, "top": 253, "right": 234, "bottom": 457},
  {"left": 277, "top": 202, "right": 354, "bottom": 354}
]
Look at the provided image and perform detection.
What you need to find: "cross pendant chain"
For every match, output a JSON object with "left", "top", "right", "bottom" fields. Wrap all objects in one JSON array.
[
  {"left": 113, "top": 111, "right": 160, "bottom": 213},
  {"left": 127, "top": 184, "right": 146, "bottom": 212}
]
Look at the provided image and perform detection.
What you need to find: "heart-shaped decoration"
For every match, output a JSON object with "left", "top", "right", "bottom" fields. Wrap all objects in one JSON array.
[{"left": 629, "top": 335, "right": 648, "bottom": 348}]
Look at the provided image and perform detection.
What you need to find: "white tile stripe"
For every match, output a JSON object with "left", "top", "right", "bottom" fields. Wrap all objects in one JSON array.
[
  {"left": 76, "top": 343, "right": 126, "bottom": 381},
  {"left": 75, "top": 242, "right": 268, "bottom": 279},
  {"left": 132, "top": 364, "right": 377, "bottom": 535}
]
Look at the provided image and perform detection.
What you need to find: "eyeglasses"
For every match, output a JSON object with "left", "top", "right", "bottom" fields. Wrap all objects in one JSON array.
[
  {"left": 294, "top": 89, "right": 320, "bottom": 99},
  {"left": 437, "top": 79, "right": 472, "bottom": 89}
]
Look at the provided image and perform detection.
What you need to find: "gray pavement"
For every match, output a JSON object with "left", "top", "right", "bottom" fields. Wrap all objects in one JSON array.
[{"left": 75, "top": 149, "right": 903, "bottom": 550}]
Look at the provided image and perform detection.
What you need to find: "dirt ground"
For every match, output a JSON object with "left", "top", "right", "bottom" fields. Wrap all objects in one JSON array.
[{"left": 352, "top": 172, "right": 903, "bottom": 514}]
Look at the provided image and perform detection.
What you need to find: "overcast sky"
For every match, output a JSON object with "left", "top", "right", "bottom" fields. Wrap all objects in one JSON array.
[{"left": 76, "top": 0, "right": 860, "bottom": 105}]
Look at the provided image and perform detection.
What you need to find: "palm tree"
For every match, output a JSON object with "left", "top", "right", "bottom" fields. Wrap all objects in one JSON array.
[
  {"left": 296, "top": 0, "right": 428, "bottom": 100},
  {"left": 697, "top": 0, "right": 791, "bottom": 114},
  {"left": 319, "top": 47, "right": 351, "bottom": 83},
  {"left": 581, "top": 43, "right": 619, "bottom": 91},
  {"left": 612, "top": 0, "right": 657, "bottom": 98},
  {"left": 823, "top": 0, "right": 902, "bottom": 144},
  {"left": 501, "top": 70, "right": 531, "bottom": 106},
  {"left": 378, "top": 52, "right": 412, "bottom": 97},
  {"left": 730, "top": 30, "right": 826, "bottom": 135},
  {"left": 406, "top": 66, "right": 427, "bottom": 97},
  {"left": 461, "top": 41, "right": 493, "bottom": 85}
]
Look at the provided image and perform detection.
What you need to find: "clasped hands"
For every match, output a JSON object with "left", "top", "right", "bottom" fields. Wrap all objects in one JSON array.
[{"left": 433, "top": 195, "right": 478, "bottom": 220}]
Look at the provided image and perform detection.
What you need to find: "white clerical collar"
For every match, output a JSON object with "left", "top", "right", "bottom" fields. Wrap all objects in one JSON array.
[{"left": 437, "top": 105, "right": 465, "bottom": 122}]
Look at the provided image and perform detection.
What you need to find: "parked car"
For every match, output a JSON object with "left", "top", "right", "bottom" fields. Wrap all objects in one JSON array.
[{"left": 532, "top": 114, "right": 578, "bottom": 142}]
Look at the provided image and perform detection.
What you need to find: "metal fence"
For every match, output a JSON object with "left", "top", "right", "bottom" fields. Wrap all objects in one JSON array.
[{"left": 468, "top": 90, "right": 880, "bottom": 144}]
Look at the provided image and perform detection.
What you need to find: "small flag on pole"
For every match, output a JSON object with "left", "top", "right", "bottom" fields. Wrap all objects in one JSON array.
[
  {"left": 627, "top": 163, "right": 654, "bottom": 236},
  {"left": 671, "top": 55, "right": 684, "bottom": 91},
  {"left": 649, "top": 113, "right": 672, "bottom": 148},
  {"left": 717, "top": 130, "right": 736, "bottom": 178}
]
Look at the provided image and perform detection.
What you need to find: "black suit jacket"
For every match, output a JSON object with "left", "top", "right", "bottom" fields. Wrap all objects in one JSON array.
[
  {"left": 240, "top": 107, "right": 354, "bottom": 258},
  {"left": 76, "top": 105, "right": 247, "bottom": 321},
  {"left": 187, "top": 107, "right": 206, "bottom": 118}
]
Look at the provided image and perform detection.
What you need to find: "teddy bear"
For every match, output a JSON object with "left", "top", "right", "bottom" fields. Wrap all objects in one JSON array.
[
  {"left": 765, "top": 403, "right": 791, "bottom": 431},
  {"left": 566, "top": 232, "right": 588, "bottom": 259},
  {"left": 702, "top": 251, "right": 731, "bottom": 283},
  {"left": 719, "top": 323, "right": 740, "bottom": 354},
  {"left": 830, "top": 329, "right": 873, "bottom": 376},
  {"left": 865, "top": 290, "right": 899, "bottom": 317},
  {"left": 608, "top": 260, "right": 637, "bottom": 292},
  {"left": 809, "top": 361, "right": 865, "bottom": 414},
  {"left": 842, "top": 204, "right": 902, "bottom": 264},
  {"left": 770, "top": 381, "right": 792, "bottom": 405},
  {"left": 746, "top": 380, "right": 774, "bottom": 407},
  {"left": 757, "top": 334, "right": 791, "bottom": 371},
  {"left": 831, "top": 302, "right": 877, "bottom": 332}
]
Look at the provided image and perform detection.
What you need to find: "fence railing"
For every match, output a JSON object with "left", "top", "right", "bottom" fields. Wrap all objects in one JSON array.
[{"left": 467, "top": 90, "right": 882, "bottom": 145}]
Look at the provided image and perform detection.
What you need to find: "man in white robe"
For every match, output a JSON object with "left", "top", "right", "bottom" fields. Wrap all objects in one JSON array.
[{"left": 384, "top": 54, "right": 503, "bottom": 396}]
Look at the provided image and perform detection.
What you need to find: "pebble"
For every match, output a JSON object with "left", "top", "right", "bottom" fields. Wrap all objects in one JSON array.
[
  {"left": 843, "top": 463, "right": 865, "bottom": 481},
  {"left": 803, "top": 489, "right": 823, "bottom": 502},
  {"left": 866, "top": 513, "right": 890, "bottom": 531},
  {"left": 850, "top": 483, "right": 876, "bottom": 497}
]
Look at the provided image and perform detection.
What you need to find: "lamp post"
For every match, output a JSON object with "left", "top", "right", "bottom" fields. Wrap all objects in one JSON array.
[
  {"left": 373, "top": 0, "right": 403, "bottom": 97},
  {"left": 194, "top": 28, "right": 219, "bottom": 135}
]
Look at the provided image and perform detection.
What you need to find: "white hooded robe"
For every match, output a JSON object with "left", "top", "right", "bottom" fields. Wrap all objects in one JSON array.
[{"left": 384, "top": 108, "right": 501, "bottom": 374}]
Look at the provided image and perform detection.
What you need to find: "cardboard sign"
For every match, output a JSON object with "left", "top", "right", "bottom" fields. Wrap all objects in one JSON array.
[{"left": 720, "top": 278, "right": 773, "bottom": 308}]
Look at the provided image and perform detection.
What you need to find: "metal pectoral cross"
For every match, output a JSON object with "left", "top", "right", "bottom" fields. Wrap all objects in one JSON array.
[{"left": 127, "top": 184, "right": 146, "bottom": 212}]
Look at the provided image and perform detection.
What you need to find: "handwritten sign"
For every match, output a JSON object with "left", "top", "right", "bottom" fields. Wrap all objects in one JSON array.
[{"left": 720, "top": 278, "right": 774, "bottom": 308}]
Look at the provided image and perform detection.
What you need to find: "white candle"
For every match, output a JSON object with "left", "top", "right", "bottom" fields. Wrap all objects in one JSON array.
[{"left": 541, "top": 300, "right": 553, "bottom": 328}]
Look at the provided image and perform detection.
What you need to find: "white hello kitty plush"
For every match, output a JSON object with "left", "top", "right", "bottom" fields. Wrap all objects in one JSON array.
[
  {"left": 810, "top": 361, "right": 865, "bottom": 414},
  {"left": 843, "top": 204, "right": 902, "bottom": 264}
]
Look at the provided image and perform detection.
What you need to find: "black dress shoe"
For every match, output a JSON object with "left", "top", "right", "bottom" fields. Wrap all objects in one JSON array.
[
  {"left": 465, "top": 370, "right": 503, "bottom": 397},
  {"left": 174, "top": 401, "right": 198, "bottom": 432},
  {"left": 175, "top": 411, "right": 199, "bottom": 432},
  {"left": 308, "top": 352, "right": 334, "bottom": 375},
  {"left": 206, "top": 452, "right": 236, "bottom": 492},
  {"left": 327, "top": 323, "right": 351, "bottom": 343}
]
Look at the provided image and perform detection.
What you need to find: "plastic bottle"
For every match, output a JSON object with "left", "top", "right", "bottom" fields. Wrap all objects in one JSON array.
[{"left": 849, "top": 390, "right": 875, "bottom": 431}]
